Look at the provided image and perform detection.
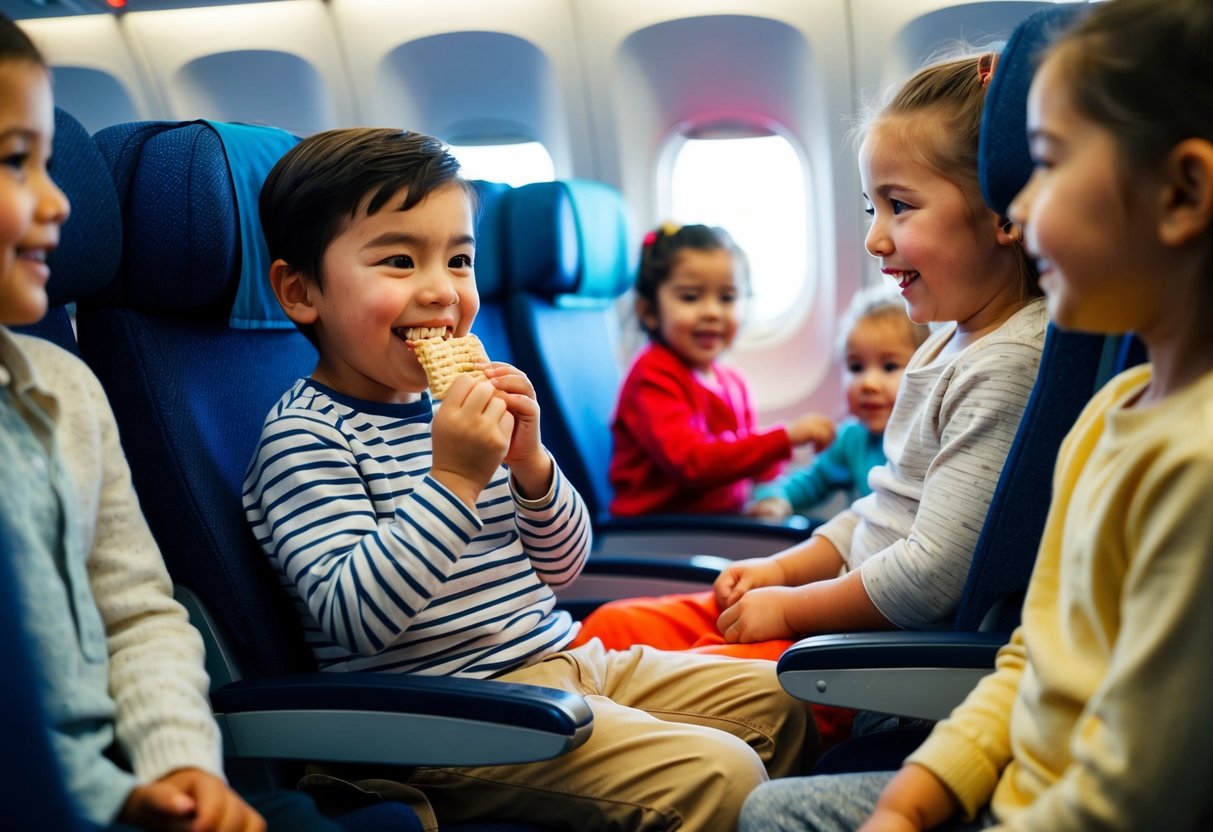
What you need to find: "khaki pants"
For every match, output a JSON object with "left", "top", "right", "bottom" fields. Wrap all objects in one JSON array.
[{"left": 407, "top": 639, "right": 816, "bottom": 831}]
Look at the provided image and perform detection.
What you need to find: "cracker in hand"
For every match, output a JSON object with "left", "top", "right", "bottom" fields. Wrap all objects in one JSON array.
[{"left": 413, "top": 333, "right": 489, "bottom": 399}]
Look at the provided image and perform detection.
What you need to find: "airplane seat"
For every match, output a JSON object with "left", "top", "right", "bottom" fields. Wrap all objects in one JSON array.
[
  {"left": 773, "top": 3, "right": 1152, "bottom": 774},
  {"left": 468, "top": 179, "right": 515, "bottom": 365},
  {"left": 10, "top": 107, "right": 121, "bottom": 353},
  {"left": 75, "top": 119, "right": 587, "bottom": 831},
  {"left": 499, "top": 178, "right": 815, "bottom": 561}
]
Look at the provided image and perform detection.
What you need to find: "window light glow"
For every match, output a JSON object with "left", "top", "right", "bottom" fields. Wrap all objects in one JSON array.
[
  {"left": 670, "top": 134, "right": 810, "bottom": 334},
  {"left": 446, "top": 141, "right": 554, "bottom": 187}
]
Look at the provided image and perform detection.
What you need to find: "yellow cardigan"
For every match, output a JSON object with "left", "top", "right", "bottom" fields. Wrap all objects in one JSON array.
[{"left": 909, "top": 363, "right": 1213, "bottom": 830}]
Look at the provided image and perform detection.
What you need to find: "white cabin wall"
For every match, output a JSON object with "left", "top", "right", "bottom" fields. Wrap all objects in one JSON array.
[
  {"left": 327, "top": 0, "right": 592, "bottom": 179},
  {"left": 119, "top": 0, "right": 353, "bottom": 135},
  {"left": 575, "top": 0, "right": 859, "bottom": 424},
  {"left": 21, "top": 15, "right": 161, "bottom": 133}
]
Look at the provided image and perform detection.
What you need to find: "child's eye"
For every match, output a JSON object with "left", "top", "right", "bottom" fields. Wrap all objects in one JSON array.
[
  {"left": 1, "top": 151, "right": 30, "bottom": 174},
  {"left": 890, "top": 199, "right": 911, "bottom": 215},
  {"left": 846, "top": 362, "right": 864, "bottom": 373},
  {"left": 382, "top": 255, "right": 414, "bottom": 269},
  {"left": 678, "top": 292, "right": 700, "bottom": 303},
  {"left": 449, "top": 253, "right": 473, "bottom": 269},
  {"left": 863, "top": 203, "right": 874, "bottom": 217},
  {"left": 720, "top": 292, "right": 738, "bottom": 305},
  {"left": 883, "top": 362, "right": 904, "bottom": 372}
]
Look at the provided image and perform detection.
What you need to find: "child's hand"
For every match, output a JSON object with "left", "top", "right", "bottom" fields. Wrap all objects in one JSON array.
[
  {"left": 787, "top": 413, "right": 836, "bottom": 450},
  {"left": 713, "top": 556, "right": 788, "bottom": 609},
  {"left": 431, "top": 374, "right": 514, "bottom": 508},
  {"left": 717, "top": 585, "right": 798, "bottom": 643},
  {"left": 746, "top": 496, "right": 793, "bottom": 521},
  {"left": 482, "top": 361, "right": 554, "bottom": 499},
  {"left": 120, "top": 768, "right": 265, "bottom": 832}
]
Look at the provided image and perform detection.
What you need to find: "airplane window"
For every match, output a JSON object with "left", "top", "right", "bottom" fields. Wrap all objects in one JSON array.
[
  {"left": 668, "top": 133, "right": 811, "bottom": 339},
  {"left": 446, "top": 140, "right": 555, "bottom": 186}
]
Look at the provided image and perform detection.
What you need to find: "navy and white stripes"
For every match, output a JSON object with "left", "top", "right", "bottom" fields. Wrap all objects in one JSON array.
[{"left": 243, "top": 380, "right": 590, "bottom": 678}]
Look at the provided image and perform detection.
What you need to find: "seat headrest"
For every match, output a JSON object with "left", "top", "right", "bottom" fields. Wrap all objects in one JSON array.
[
  {"left": 504, "top": 179, "right": 634, "bottom": 303},
  {"left": 472, "top": 180, "right": 511, "bottom": 301},
  {"left": 978, "top": 5, "right": 1088, "bottom": 216},
  {"left": 47, "top": 108, "right": 121, "bottom": 306},
  {"left": 94, "top": 120, "right": 297, "bottom": 320}
]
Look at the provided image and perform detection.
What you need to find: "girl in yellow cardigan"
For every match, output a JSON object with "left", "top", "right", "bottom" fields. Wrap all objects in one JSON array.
[{"left": 740, "top": 0, "right": 1213, "bottom": 829}]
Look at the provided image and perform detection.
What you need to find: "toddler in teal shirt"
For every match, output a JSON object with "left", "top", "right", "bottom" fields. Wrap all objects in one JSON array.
[{"left": 749, "top": 287, "right": 928, "bottom": 521}]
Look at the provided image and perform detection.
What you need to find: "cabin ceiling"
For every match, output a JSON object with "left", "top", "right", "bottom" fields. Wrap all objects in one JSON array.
[{"left": 0, "top": 0, "right": 285, "bottom": 19}]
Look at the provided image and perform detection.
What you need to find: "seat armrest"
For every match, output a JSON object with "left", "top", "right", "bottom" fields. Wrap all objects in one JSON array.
[
  {"left": 776, "top": 631, "right": 1007, "bottom": 722},
  {"left": 595, "top": 515, "right": 815, "bottom": 558},
  {"left": 556, "top": 554, "right": 725, "bottom": 619},
  {"left": 211, "top": 672, "right": 593, "bottom": 766}
]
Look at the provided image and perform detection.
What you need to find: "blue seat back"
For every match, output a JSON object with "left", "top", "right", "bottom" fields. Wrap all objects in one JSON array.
[
  {"left": 954, "top": 3, "right": 1116, "bottom": 633},
  {"left": 499, "top": 179, "right": 634, "bottom": 521},
  {"left": 11, "top": 108, "right": 121, "bottom": 351},
  {"left": 469, "top": 179, "right": 515, "bottom": 365},
  {"left": 81, "top": 120, "right": 317, "bottom": 680}
]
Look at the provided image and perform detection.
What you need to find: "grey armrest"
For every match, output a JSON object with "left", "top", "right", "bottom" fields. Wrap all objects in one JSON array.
[{"left": 776, "top": 631, "right": 1007, "bottom": 721}]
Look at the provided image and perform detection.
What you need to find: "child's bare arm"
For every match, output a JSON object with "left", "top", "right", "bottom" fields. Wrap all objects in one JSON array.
[
  {"left": 746, "top": 495, "right": 793, "bottom": 521},
  {"left": 713, "top": 535, "right": 847, "bottom": 611},
  {"left": 787, "top": 412, "right": 836, "bottom": 449},
  {"left": 857, "top": 765, "right": 960, "bottom": 832},
  {"left": 718, "top": 568, "right": 892, "bottom": 642},
  {"left": 430, "top": 373, "right": 514, "bottom": 508}
]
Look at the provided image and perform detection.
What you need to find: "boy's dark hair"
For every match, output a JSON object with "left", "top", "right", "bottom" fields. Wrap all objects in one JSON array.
[
  {"left": 634, "top": 223, "right": 746, "bottom": 339},
  {"left": 0, "top": 13, "right": 47, "bottom": 66},
  {"left": 259, "top": 127, "right": 471, "bottom": 291}
]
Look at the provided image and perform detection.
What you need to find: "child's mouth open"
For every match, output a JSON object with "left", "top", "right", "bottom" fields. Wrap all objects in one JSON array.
[{"left": 396, "top": 326, "right": 452, "bottom": 347}]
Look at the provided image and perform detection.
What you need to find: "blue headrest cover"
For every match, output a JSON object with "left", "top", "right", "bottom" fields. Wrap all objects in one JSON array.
[
  {"left": 47, "top": 108, "right": 121, "bottom": 306},
  {"left": 505, "top": 179, "right": 633, "bottom": 303},
  {"left": 472, "top": 180, "right": 511, "bottom": 301},
  {"left": 978, "top": 5, "right": 1087, "bottom": 216},
  {"left": 114, "top": 120, "right": 297, "bottom": 318},
  {"left": 207, "top": 121, "right": 300, "bottom": 329}
]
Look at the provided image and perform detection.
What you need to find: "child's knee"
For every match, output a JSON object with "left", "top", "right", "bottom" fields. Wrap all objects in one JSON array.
[{"left": 664, "top": 729, "right": 770, "bottom": 828}]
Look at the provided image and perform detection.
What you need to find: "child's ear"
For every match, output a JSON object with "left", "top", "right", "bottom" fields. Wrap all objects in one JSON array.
[
  {"left": 270, "top": 259, "right": 318, "bottom": 325},
  {"left": 993, "top": 213, "right": 1022, "bottom": 246},
  {"left": 1158, "top": 138, "right": 1213, "bottom": 247},
  {"left": 635, "top": 295, "right": 658, "bottom": 334}
]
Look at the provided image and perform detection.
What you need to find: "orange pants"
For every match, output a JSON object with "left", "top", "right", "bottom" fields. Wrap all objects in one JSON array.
[{"left": 570, "top": 590, "right": 855, "bottom": 749}]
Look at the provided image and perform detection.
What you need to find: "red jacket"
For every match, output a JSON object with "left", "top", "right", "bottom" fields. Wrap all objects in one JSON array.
[{"left": 608, "top": 343, "right": 791, "bottom": 516}]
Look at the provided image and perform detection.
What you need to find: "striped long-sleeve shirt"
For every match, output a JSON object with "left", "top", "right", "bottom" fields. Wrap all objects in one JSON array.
[{"left": 243, "top": 379, "right": 591, "bottom": 678}]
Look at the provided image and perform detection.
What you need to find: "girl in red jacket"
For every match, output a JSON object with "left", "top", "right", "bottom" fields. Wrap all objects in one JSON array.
[{"left": 608, "top": 223, "right": 835, "bottom": 516}]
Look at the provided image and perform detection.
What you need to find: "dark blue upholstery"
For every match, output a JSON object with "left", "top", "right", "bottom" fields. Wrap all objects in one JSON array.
[
  {"left": 501, "top": 179, "right": 631, "bottom": 521},
  {"left": 469, "top": 179, "right": 515, "bottom": 365},
  {"left": 955, "top": 2, "right": 1096, "bottom": 633},
  {"left": 11, "top": 108, "right": 121, "bottom": 353},
  {"left": 499, "top": 179, "right": 813, "bottom": 560},
  {"left": 777, "top": 3, "right": 1152, "bottom": 774},
  {"left": 76, "top": 119, "right": 577, "bottom": 831},
  {"left": 85, "top": 120, "right": 319, "bottom": 678}
]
